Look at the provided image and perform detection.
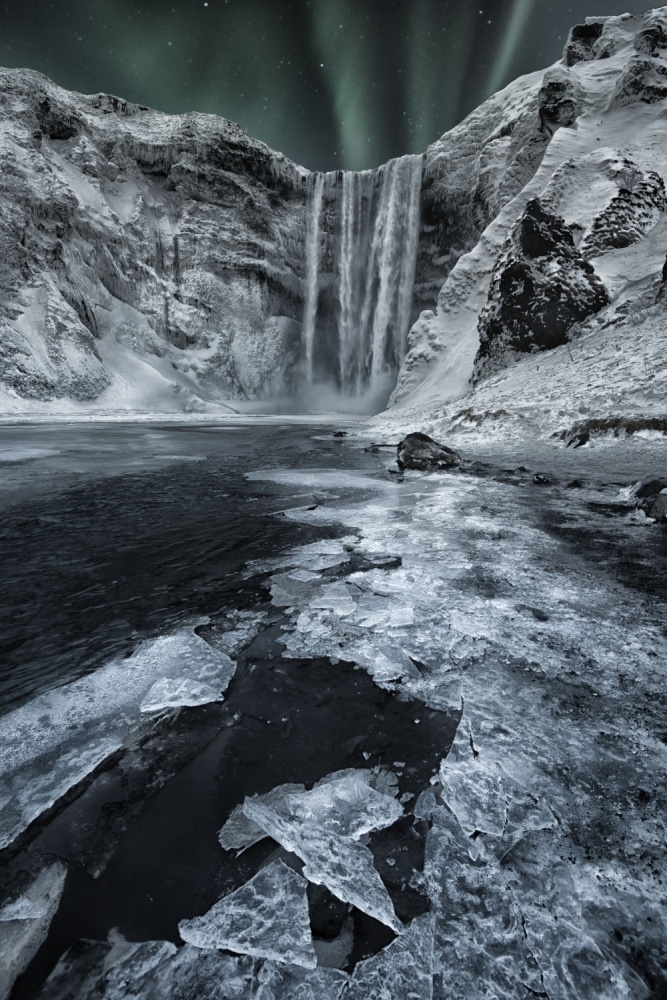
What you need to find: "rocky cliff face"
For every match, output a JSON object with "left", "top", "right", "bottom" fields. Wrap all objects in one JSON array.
[
  {"left": 475, "top": 198, "right": 610, "bottom": 373},
  {"left": 391, "top": 8, "right": 667, "bottom": 420},
  {"left": 3, "top": 7, "right": 667, "bottom": 417},
  {"left": 0, "top": 68, "right": 309, "bottom": 412}
]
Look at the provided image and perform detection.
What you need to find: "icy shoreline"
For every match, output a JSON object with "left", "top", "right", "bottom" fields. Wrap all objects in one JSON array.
[{"left": 0, "top": 424, "right": 665, "bottom": 998}]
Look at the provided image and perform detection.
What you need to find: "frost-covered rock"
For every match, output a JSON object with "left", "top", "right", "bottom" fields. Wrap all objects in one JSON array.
[
  {"left": 0, "top": 68, "right": 308, "bottom": 413},
  {"left": 389, "top": 9, "right": 667, "bottom": 427},
  {"left": 475, "top": 197, "right": 609, "bottom": 375},
  {"left": 178, "top": 861, "right": 317, "bottom": 969},
  {"left": 396, "top": 432, "right": 461, "bottom": 471}
]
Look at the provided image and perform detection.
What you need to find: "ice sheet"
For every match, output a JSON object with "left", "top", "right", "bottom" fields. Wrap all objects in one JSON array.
[
  {"left": 244, "top": 798, "right": 402, "bottom": 933},
  {"left": 178, "top": 861, "right": 317, "bottom": 969},
  {"left": 345, "top": 913, "right": 434, "bottom": 1000},
  {"left": 0, "top": 627, "right": 235, "bottom": 849},
  {"left": 0, "top": 862, "right": 67, "bottom": 1000},
  {"left": 250, "top": 461, "right": 667, "bottom": 992}
]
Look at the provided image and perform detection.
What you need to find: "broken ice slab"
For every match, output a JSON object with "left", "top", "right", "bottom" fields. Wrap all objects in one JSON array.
[
  {"left": 204, "top": 610, "right": 267, "bottom": 657},
  {"left": 244, "top": 798, "right": 403, "bottom": 934},
  {"left": 0, "top": 627, "right": 235, "bottom": 850},
  {"left": 179, "top": 860, "right": 317, "bottom": 969},
  {"left": 219, "top": 783, "right": 306, "bottom": 853},
  {"left": 139, "top": 677, "right": 223, "bottom": 713},
  {"left": 438, "top": 715, "right": 556, "bottom": 847},
  {"left": 219, "top": 770, "right": 402, "bottom": 853},
  {"left": 344, "top": 912, "right": 434, "bottom": 1000},
  {"left": 38, "top": 935, "right": 255, "bottom": 1000},
  {"left": 281, "top": 770, "right": 403, "bottom": 840},
  {"left": 0, "top": 861, "right": 67, "bottom": 1000},
  {"left": 438, "top": 716, "right": 507, "bottom": 838},
  {"left": 254, "top": 962, "right": 348, "bottom": 1000},
  {"left": 0, "top": 736, "right": 124, "bottom": 852}
]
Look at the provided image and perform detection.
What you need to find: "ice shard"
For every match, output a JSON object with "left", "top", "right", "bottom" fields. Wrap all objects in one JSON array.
[
  {"left": 254, "top": 962, "right": 348, "bottom": 1000},
  {"left": 0, "top": 627, "right": 235, "bottom": 850},
  {"left": 244, "top": 798, "right": 402, "bottom": 933},
  {"left": 344, "top": 912, "right": 434, "bottom": 1000},
  {"left": 219, "top": 770, "right": 401, "bottom": 853},
  {"left": 178, "top": 861, "right": 317, "bottom": 969},
  {"left": 0, "top": 862, "right": 67, "bottom": 1000}
]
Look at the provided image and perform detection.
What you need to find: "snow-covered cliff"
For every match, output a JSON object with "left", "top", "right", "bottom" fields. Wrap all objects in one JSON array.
[
  {"left": 390, "top": 9, "right": 667, "bottom": 440},
  {"left": 2, "top": 8, "right": 667, "bottom": 421},
  {"left": 0, "top": 70, "right": 425, "bottom": 416},
  {"left": 0, "top": 68, "right": 313, "bottom": 414}
]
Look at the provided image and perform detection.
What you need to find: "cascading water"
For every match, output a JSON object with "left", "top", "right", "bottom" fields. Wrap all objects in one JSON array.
[
  {"left": 301, "top": 173, "right": 325, "bottom": 385},
  {"left": 300, "top": 154, "right": 423, "bottom": 410}
]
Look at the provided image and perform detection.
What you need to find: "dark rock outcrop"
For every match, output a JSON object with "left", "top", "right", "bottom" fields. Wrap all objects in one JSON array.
[
  {"left": 475, "top": 199, "right": 610, "bottom": 375},
  {"left": 563, "top": 21, "right": 608, "bottom": 67},
  {"left": 566, "top": 431, "right": 590, "bottom": 449},
  {"left": 636, "top": 480, "right": 667, "bottom": 521},
  {"left": 397, "top": 433, "right": 461, "bottom": 472},
  {"left": 579, "top": 168, "right": 665, "bottom": 258}
]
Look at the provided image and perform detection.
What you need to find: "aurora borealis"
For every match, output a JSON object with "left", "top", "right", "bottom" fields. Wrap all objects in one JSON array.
[{"left": 1, "top": 0, "right": 657, "bottom": 170}]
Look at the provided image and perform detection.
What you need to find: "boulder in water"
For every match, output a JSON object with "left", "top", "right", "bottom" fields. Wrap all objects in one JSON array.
[
  {"left": 636, "top": 480, "right": 667, "bottom": 521},
  {"left": 397, "top": 433, "right": 461, "bottom": 472}
]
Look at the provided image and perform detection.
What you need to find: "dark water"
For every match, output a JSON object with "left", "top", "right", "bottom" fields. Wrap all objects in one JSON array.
[
  {"left": 0, "top": 421, "right": 371, "bottom": 714},
  {"left": 0, "top": 421, "right": 458, "bottom": 997}
]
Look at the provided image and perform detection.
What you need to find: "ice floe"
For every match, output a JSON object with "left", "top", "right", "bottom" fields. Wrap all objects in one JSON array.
[
  {"left": 0, "top": 861, "right": 67, "bottom": 1000},
  {"left": 179, "top": 860, "right": 317, "bottom": 969},
  {"left": 244, "top": 797, "right": 402, "bottom": 934},
  {"left": 0, "top": 627, "right": 235, "bottom": 849}
]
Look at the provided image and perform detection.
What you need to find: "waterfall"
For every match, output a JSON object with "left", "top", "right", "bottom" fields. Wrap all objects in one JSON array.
[
  {"left": 300, "top": 154, "right": 423, "bottom": 407},
  {"left": 301, "top": 173, "right": 325, "bottom": 384}
]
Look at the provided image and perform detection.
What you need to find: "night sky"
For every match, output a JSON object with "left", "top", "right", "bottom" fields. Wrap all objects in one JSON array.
[{"left": 1, "top": 0, "right": 657, "bottom": 170}]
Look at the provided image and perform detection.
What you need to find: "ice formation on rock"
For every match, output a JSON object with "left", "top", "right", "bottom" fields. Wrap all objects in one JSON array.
[
  {"left": 0, "top": 627, "right": 234, "bottom": 849},
  {"left": 178, "top": 861, "right": 317, "bottom": 969},
  {"left": 0, "top": 862, "right": 67, "bottom": 1000}
]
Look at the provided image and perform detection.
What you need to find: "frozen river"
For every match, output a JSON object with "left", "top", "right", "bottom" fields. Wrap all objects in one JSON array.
[{"left": 0, "top": 420, "right": 665, "bottom": 999}]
